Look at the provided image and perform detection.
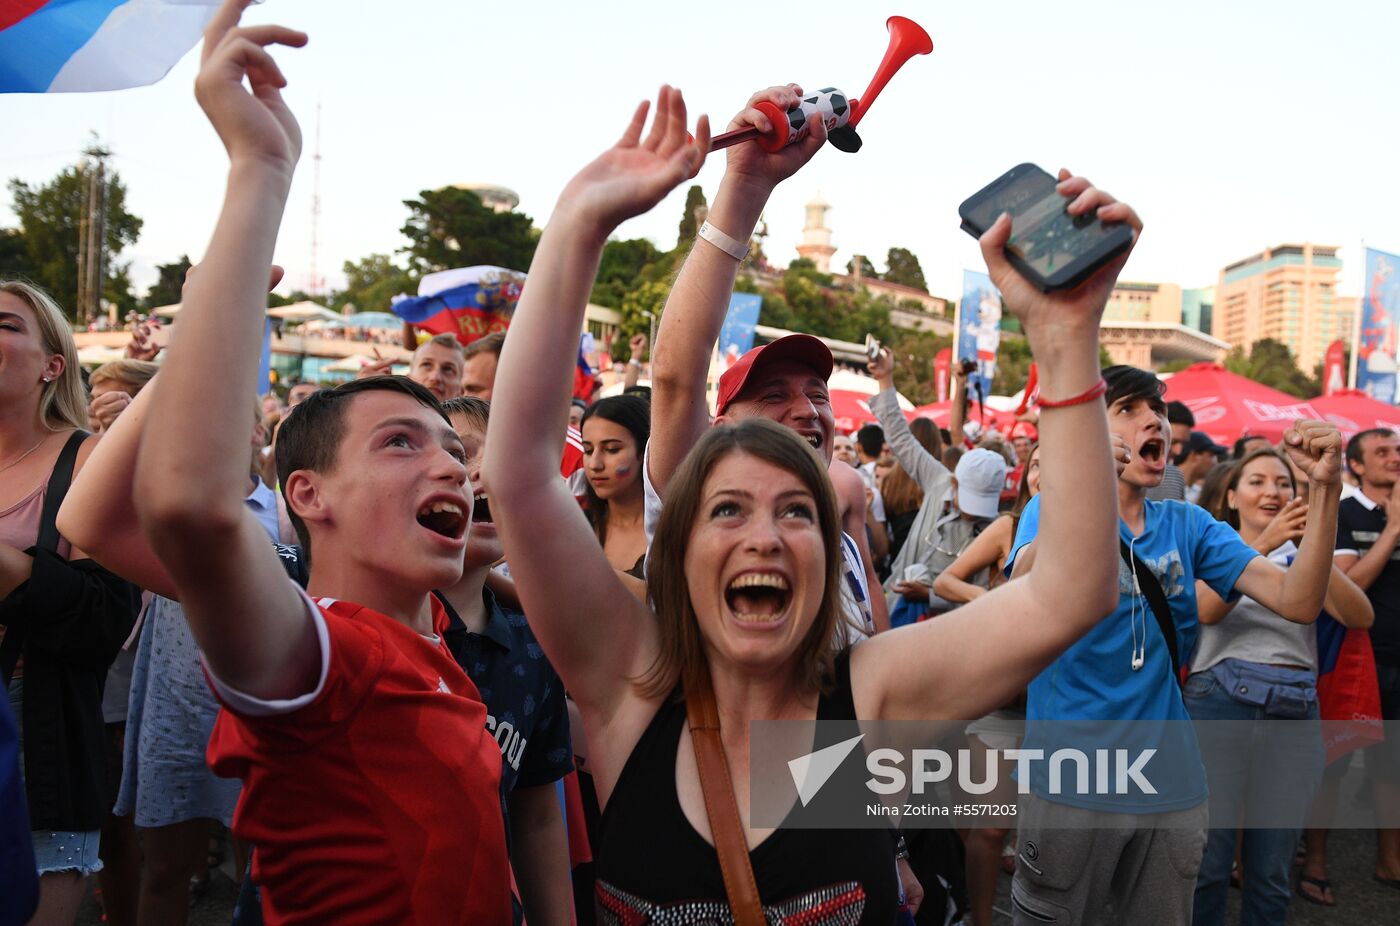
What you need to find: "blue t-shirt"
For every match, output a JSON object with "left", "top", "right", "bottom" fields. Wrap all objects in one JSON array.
[
  {"left": 440, "top": 588, "right": 573, "bottom": 797},
  {"left": 1008, "top": 495, "right": 1258, "bottom": 812}
]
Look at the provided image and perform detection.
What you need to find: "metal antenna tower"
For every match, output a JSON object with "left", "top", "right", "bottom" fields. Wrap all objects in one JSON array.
[{"left": 308, "top": 102, "right": 323, "bottom": 296}]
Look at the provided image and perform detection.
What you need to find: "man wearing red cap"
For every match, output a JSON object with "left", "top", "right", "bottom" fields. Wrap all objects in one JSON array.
[{"left": 642, "top": 85, "right": 890, "bottom": 638}]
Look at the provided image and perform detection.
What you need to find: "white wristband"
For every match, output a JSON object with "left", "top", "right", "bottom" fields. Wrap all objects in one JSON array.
[{"left": 697, "top": 221, "right": 749, "bottom": 261}]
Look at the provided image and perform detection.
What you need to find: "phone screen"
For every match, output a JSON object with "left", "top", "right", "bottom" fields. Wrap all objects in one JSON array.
[{"left": 964, "top": 166, "right": 1121, "bottom": 282}]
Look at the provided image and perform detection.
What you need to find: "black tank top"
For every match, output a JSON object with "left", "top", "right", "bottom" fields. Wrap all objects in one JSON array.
[{"left": 595, "top": 651, "right": 899, "bottom": 924}]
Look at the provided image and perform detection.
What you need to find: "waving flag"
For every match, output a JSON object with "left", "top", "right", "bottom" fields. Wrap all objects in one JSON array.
[
  {"left": 1315, "top": 614, "right": 1384, "bottom": 765},
  {"left": 0, "top": 0, "right": 222, "bottom": 94},
  {"left": 391, "top": 265, "right": 524, "bottom": 346},
  {"left": 573, "top": 335, "right": 595, "bottom": 402}
]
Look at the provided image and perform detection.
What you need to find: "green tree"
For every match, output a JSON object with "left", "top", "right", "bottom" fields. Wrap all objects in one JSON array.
[
  {"left": 400, "top": 188, "right": 536, "bottom": 276},
  {"left": 886, "top": 329, "right": 953, "bottom": 405},
  {"left": 0, "top": 228, "right": 35, "bottom": 280},
  {"left": 1223, "top": 338, "right": 1318, "bottom": 398},
  {"left": 677, "top": 185, "right": 707, "bottom": 247},
  {"left": 8, "top": 161, "right": 142, "bottom": 319},
  {"left": 882, "top": 247, "right": 928, "bottom": 292},
  {"left": 618, "top": 280, "right": 671, "bottom": 352},
  {"left": 846, "top": 255, "right": 879, "bottom": 278},
  {"left": 332, "top": 253, "right": 416, "bottom": 313},
  {"left": 106, "top": 264, "right": 139, "bottom": 317},
  {"left": 591, "top": 237, "right": 663, "bottom": 309},
  {"left": 142, "top": 254, "right": 192, "bottom": 310}
]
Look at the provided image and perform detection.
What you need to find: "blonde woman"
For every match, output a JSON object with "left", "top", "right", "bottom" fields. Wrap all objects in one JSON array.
[{"left": 0, "top": 280, "right": 140, "bottom": 923}]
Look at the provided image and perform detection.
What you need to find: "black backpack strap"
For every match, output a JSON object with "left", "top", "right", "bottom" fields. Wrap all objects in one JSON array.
[
  {"left": 1118, "top": 538, "right": 1182, "bottom": 687},
  {"left": 1, "top": 430, "right": 89, "bottom": 685}
]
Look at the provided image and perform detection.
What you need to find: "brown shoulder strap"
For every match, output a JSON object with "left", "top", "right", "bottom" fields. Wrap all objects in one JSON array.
[{"left": 686, "top": 675, "right": 765, "bottom": 926}]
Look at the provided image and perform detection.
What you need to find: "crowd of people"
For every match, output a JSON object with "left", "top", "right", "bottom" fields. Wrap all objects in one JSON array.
[{"left": 2, "top": 3, "right": 1397, "bottom": 924}]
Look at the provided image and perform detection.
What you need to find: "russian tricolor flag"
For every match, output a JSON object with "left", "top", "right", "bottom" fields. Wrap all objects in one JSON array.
[
  {"left": 391, "top": 265, "right": 524, "bottom": 346},
  {"left": 0, "top": 0, "right": 221, "bottom": 94}
]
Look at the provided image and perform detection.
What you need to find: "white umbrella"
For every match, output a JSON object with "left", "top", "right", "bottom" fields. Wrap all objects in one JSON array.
[{"left": 267, "top": 301, "right": 343, "bottom": 322}]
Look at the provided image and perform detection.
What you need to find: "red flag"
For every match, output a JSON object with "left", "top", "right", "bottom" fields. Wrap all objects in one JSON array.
[
  {"left": 1016, "top": 363, "right": 1039, "bottom": 415},
  {"left": 1322, "top": 339, "right": 1347, "bottom": 396},
  {"left": 934, "top": 349, "right": 952, "bottom": 403}
]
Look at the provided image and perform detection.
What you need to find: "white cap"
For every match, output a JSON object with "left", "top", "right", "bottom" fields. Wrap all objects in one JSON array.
[{"left": 955, "top": 448, "right": 1008, "bottom": 519}]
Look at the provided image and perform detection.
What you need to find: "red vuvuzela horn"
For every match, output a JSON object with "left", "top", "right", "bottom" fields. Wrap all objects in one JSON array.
[
  {"left": 846, "top": 16, "right": 933, "bottom": 130},
  {"left": 708, "top": 15, "right": 932, "bottom": 154}
]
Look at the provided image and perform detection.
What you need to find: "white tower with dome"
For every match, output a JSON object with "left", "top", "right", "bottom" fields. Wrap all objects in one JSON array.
[{"left": 795, "top": 193, "right": 836, "bottom": 273}]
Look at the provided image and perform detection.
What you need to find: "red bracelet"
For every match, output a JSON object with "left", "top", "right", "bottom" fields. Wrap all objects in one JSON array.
[{"left": 1036, "top": 378, "right": 1107, "bottom": 409}]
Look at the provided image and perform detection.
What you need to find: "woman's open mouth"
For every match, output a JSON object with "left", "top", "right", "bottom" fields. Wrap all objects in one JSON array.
[{"left": 724, "top": 572, "right": 792, "bottom": 623}]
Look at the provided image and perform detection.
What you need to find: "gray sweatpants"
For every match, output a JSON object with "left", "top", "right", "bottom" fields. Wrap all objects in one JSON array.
[{"left": 1010, "top": 792, "right": 1208, "bottom": 925}]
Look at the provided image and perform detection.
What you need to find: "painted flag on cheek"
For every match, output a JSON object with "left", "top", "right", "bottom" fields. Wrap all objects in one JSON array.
[{"left": 0, "top": 0, "right": 223, "bottom": 94}]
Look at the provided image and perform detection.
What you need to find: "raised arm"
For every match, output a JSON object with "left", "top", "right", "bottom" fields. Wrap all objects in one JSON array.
[
  {"left": 484, "top": 88, "right": 709, "bottom": 715},
  {"left": 1335, "top": 484, "right": 1400, "bottom": 589},
  {"left": 949, "top": 366, "right": 969, "bottom": 449},
  {"left": 60, "top": 272, "right": 282, "bottom": 597},
  {"left": 1233, "top": 425, "right": 1343, "bottom": 623},
  {"left": 854, "top": 171, "right": 1133, "bottom": 721},
  {"left": 646, "top": 86, "right": 825, "bottom": 496},
  {"left": 59, "top": 376, "right": 176, "bottom": 596},
  {"left": 932, "top": 515, "right": 1013, "bottom": 604},
  {"left": 132, "top": 0, "right": 314, "bottom": 700},
  {"left": 868, "top": 349, "right": 950, "bottom": 495}
]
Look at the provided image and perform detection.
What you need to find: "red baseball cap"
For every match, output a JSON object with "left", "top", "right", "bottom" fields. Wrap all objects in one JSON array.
[{"left": 716, "top": 334, "right": 834, "bottom": 415}]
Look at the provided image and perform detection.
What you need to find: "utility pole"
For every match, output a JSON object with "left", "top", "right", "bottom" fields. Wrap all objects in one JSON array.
[{"left": 76, "top": 139, "right": 110, "bottom": 325}]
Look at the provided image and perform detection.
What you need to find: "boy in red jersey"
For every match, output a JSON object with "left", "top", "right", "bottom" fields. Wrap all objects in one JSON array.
[{"left": 129, "top": 3, "right": 510, "bottom": 922}]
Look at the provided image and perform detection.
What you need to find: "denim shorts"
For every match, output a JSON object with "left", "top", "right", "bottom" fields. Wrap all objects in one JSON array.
[{"left": 32, "top": 828, "right": 102, "bottom": 876}]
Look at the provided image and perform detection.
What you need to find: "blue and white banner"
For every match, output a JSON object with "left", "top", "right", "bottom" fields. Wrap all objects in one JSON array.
[
  {"left": 1357, "top": 248, "right": 1400, "bottom": 404},
  {"left": 958, "top": 269, "right": 1001, "bottom": 397},
  {"left": 718, "top": 292, "right": 763, "bottom": 366},
  {"left": 0, "top": 0, "right": 221, "bottom": 94}
]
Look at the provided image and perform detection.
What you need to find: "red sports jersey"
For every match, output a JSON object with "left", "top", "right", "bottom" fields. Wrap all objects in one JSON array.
[
  {"left": 207, "top": 594, "right": 511, "bottom": 925},
  {"left": 561, "top": 426, "right": 585, "bottom": 479}
]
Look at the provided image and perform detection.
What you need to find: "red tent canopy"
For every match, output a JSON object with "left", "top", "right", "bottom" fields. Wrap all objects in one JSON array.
[
  {"left": 910, "top": 400, "right": 1019, "bottom": 436},
  {"left": 830, "top": 389, "right": 880, "bottom": 435},
  {"left": 1161, "top": 363, "right": 1321, "bottom": 446},
  {"left": 1309, "top": 389, "right": 1400, "bottom": 440}
]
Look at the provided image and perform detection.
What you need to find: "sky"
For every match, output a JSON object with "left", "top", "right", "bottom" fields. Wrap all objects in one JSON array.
[{"left": 1, "top": 0, "right": 1396, "bottom": 307}]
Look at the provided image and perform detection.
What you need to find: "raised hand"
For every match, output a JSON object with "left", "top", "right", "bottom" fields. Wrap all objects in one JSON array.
[
  {"left": 723, "top": 85, "right": 828, "bottom": 191},
  {"left": 195, "top": 0, "right": 306, "bottom": 172},
  {"left": 557, "top": 86, "right": 709, "bottom": 234},
  {"left": 125, "top": 321, "right": 160, "bottom": 361},
  {"left": 1254, "top": 497, "right": 1308, "bottom": 553},
  {"left": 629, "top": 333, "right": 648, "bottom": 360},
  {"left": 978, "top": 170, "right": 1141, "bottom": 339},
  {"left": 89, "top": 389, "right": 133, "bottom": 434},
  {"left": 1280, "top": 420, "right": 1343, "bottom": 487},
  {"left": 357, "top": 347, "right": 394, "bottom": 379},
  {"left": 1111, "top": 432, "right": 1132, "bottom": 477},
  {"left": 1385, "top": 483, "right": 1400, "bottom": 526},
  {"left": 867, "top": 347, "right": 895, "bottom": 389}
]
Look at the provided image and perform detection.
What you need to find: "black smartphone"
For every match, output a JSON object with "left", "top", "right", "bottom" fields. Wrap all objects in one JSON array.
[{"left": 958, "top": 163, "right": 1133, "bottom": 292}]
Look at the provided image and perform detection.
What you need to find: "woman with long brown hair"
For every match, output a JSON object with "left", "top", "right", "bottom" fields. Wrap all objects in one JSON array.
[
  {"left": 1188, "top": 446, "right": 1372, "bottom": 923},
  {"left": 485, "top": 82, "right": 1135, "bottom": 917},
  {"left": 878, "top": 418, "right": 941, "bottom": 563}
]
